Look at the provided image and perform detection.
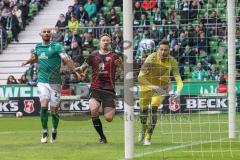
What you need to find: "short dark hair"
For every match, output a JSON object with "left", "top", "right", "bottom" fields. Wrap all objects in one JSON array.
[
  {"left": 159, "top": 39, "right": 170, "bottom": 46},
  {"left": 99, "top": 33, "right": 111, "bottom": 39}
]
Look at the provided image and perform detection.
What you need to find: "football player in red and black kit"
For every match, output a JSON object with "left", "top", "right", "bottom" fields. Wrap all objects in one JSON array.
[{"left": 75, "top": 33, "right": 123, "bottom": 144}]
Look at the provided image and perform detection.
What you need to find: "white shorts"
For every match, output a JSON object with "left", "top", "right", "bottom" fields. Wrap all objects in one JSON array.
[{"left": 37, "top": 82, "right": 60, "bottom": 106}]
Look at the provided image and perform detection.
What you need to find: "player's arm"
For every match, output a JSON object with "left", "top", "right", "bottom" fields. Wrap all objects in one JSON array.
[
  {"left": 171, "top": 59, "right": 183, "bottom": 102},
  {"left": 74, "top": 61, "right": 89, "bottom": 80},
  {"left": 21, "top": 53, "right": 38, "bottom": 66},
  {"left": 60, "top": 52, "right": 74, "bottom": 72},
  {"left": 171, "top": 59, "right": 183, "bottom": 93}
]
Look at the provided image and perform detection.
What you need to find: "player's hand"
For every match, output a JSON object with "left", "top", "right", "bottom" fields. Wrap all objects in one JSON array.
[
  {"left": 75, "top": 67, "right": 84, "bottom": 80},
  {"left": 151, "top": 85, "right": 167, "bottom": 96},
  {"left": 114, "top": 58, "right": 122, "bottom": 67},
  {"left": 21, "top": 62, "right": 26, "bottom": 67}
]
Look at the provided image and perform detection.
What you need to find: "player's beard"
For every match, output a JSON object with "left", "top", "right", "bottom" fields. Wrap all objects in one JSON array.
[{"left": 42, "top": 36, "right": 51, "bottom": 44}]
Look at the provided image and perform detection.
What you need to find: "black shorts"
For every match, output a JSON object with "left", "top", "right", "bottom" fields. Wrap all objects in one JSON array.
[{"left": 89, "top": 88, "right": 116, "bottom": 108}]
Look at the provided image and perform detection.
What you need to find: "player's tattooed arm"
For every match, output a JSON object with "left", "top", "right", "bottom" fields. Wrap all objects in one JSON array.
[
  {"left": 21, "top": 54, "right": 38, "bottom": 66},
  {"left": 75, "top": 62, "right": 89, "bottom": 73},
  {"left": 74, "top": 62, "right": 89, "bottom": 80},
  {"left": 60, "top": 52, "right": 74, "bottom": 72}
]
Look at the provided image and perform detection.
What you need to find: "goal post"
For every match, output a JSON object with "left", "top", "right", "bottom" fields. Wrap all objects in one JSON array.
[
  {"left": 123, "top": 0, "right": 134, "bottom": 159},
  {"left": 227, "top": 0, "right": 237, "bottom": 139}
]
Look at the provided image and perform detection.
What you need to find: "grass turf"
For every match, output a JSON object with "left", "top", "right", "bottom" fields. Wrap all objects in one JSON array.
[{"left": 0, "top": 113, "right": 240, "bottom": 160}]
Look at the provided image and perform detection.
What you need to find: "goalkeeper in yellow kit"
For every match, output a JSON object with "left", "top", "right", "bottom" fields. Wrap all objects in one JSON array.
[{"left": 138, "top": 40, "right": 183, "bottom": 145}]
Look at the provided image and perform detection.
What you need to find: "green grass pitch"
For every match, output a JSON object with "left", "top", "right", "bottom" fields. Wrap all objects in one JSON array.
[{"left": 0, "top": 113, "right": 240, "bottom": 160}]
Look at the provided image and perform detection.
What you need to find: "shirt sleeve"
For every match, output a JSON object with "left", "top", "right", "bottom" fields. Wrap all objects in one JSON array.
[
  {"left": 171, "top": 58, "right": 183, "bottom": 93},
  {"left": 55, "top": 43, "right": 65, "bottom": 53}
]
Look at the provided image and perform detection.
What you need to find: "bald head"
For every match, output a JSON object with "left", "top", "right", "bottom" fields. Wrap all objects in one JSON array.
[{"left": 40, "top": 27, "right": 52, "bottom": 43}]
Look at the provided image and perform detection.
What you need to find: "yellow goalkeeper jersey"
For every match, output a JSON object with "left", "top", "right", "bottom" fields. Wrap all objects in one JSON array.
[{"left": 138, "top": 52, "right": 183, "bottom": 92}]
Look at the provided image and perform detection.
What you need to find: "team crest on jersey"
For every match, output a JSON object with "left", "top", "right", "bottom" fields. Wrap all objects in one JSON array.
[
  {"left": 105, "top": 57, "right": 112, "bottom": 62},
  {"left": 39, "top": 52, "right": 48, "bottom": 59},
  {"left": 24, "top": 100, "right": 35, "bottom": 114}
]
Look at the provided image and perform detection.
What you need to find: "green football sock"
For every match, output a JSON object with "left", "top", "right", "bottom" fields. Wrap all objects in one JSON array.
[
  {"left": 52, "top": 112, "right": 59, "bottom": 130},
  {"left": 40, "top": 107, "right": 48, "bottom": 131}
]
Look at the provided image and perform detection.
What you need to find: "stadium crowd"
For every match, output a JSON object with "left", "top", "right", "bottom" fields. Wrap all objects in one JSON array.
[
  {"left": 4, "top": 0, "right": 239, "bottom": 86},
  {"left": 0, "top": 0, "right": 49, "bottom": 51}
]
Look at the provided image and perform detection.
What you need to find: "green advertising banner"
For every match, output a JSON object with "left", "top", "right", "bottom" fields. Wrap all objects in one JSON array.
[{"left": 0, "top": 81, "right": 239, "bottom": 98}]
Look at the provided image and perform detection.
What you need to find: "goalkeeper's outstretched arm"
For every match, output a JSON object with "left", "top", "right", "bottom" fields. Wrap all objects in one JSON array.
[{"left": 174, "top": 75, "right": 183, "bottom": 94}]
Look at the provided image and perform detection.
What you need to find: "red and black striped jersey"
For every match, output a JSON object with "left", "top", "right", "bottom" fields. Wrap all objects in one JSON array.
[{"left": 85, "top": 51, "right": 119, "bottom": 90}]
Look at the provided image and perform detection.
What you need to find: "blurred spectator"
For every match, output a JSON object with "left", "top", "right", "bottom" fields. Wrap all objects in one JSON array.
[
  {"left": 61, "top": 76, "right": 75, "bottom": 96},
  {"left": 82, "top": 32, "right": 94, "bottom": 52},
  {"left": 112, "top": 26, "right": 123, "bottom": 54},
  {"left": 113, "top": 0, "right": 123, "bottom": 9},
  {"left": 19, "top": 0, "right": 29, "bottom": 30},
  {"left": 217, "top": 77, "right": 227, "bottom": 93},
  {"left": 67, "top": 30, "right": 82, "bottom": 48},
  {"left": 12, "top": 5, "right": 22, "bottom": 30},
  {"left": 180, "top": 0, "right": 191, "bottom": 24},
  {"left": 207, "top": 65, "right": 219, "bottom": 80},
  {"left": 52, "top": 26, "right": 64, "bottom": 43},
  {"left": 94, "top": 0, "right": 104, "bottom": 12},
  {"left": 55, "top": 14, "right": 68, "bottom": 30},
  {"left": 153, "top": 7, "right": 166, "bottom": 25},
  {"left": 135, "top": 12, "right": 150, "bottom": 27},
  {"left": 197, "top": 32, "right": 209, "bottom": 57},
  {"left": 200, "top": 54, "right": 216, "bottom": 70},
  {"left": 68, "top": 14, "right": 79, "bottom": 33},
  {"left": 0, "top": 22, "right": 8, "bottom": 50},
  {"left": 65, "top": 5, "right": 74, "bottom": 22},
  {"left": 70, "top": 40, "right": 84, "bottom": 64},
  {"left": 190, "top": 0, "right": 198, "bottom": 19},
  {"left": 149, "top": 24, "right": 163, "bottom": 44},
  {"left": 84, "top": 0, "right": 97, "bottom": 19},
  {"left": 18, "top": 74, "right": 28, "bottom": 84},
  {"left": 7, "top": 75, "right": 18, "bottom": 84},
  {"left": 171, "top": 44, "right": 181, "bottom": 60},
  {"left": 141, "top": 0, "right": 156, "bottom": 11},
  {"left": 156, "top": 0, "right": 165, "bottom": 10},
  {"left": 27, "top": 73, "right": 37, "bottom": 86},
  {"left": 96, "top": 10, "right": 107, "bottom": 26},
  {"left": 192, "top": 63, "right": 207, "bottom": 81},
  {"left": 4, "top": 11, "right": 20, "bottom": 42},
  {"left": 134, "top": 1, "right": 142, "bottom": 25},
  {"left": 76, "top": 5, "right": 89, "bottom": 25},
  {"left": 73, "top": 0, "right": 81, "bottom": 16},
  {"left": 107, "top": 7, "right": 120, "bottom": 26},
  {"left": 182, "top": 45, "right": 197, "bottom": 71}
]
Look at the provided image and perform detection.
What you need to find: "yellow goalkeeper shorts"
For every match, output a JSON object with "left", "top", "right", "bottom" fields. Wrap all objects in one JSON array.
[{"left": 139, "top": 85, "right": 167, "bottom": 110}]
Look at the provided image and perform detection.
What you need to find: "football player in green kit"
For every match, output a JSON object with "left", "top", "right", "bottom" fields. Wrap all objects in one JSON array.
[{"left": 21, "top": 27, "right": 74, "bottom": 143}]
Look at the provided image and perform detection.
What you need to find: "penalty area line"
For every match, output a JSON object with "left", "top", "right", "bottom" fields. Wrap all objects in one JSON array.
[{"left": 118, "top": 138, "right": 228, "bottom": 160}]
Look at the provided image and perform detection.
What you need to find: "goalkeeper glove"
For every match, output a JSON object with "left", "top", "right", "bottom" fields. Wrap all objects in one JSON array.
[
  {"left": 172, "top": 91, "right": 180, "bottom": 103},
  {"left": 151, "top": 85, "right": 167, "bottom": 96}
]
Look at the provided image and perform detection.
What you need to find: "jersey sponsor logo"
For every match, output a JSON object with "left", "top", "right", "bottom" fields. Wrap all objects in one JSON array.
[
  {"left": 105, "top": 57, "right": 112, "bottom": 62},
  {"left": 24, "top": 100, "right": 35, "bottom": 114},
  {"left": 39, "top": 52, "right": 48, "bottom": 59}
]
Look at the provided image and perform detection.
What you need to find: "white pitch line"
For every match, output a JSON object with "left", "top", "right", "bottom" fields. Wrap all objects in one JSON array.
[{"left": 118, "top": 138, "right": 228, "bottom": 160}]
